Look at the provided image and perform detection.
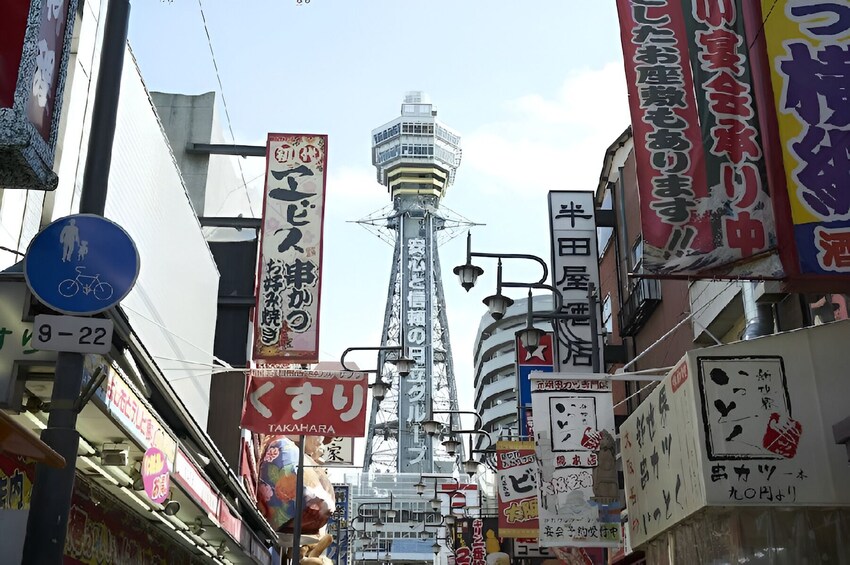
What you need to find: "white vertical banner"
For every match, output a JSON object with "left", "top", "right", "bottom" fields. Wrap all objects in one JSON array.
[
  {"left": 548, "top": 191, "right": 604, "bottom": 373},
  {"left": 253, "top": 133, "right": 328, "bottom": 365},
  {"left": 530, "top": 373, "right": 620, "bottom": 548}
]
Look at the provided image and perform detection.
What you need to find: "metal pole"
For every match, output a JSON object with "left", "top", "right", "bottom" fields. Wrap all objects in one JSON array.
[
  {"left": 292, "top": 434, "right": 306, "bottom": 565},
  {"left": 22, "top": 1, "right": 130, "bottom": 562}
]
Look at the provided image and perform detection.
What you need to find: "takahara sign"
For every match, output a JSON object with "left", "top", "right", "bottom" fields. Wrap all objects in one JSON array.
[
  {"left": 241, "top": 368, "right": 368, "bottom": 437},
  {"left": 254, "top": 133, "right": 328, "bottom": 364}
]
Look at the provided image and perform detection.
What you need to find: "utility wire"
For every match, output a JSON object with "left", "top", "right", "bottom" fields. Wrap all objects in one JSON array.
[{"left": 197, "top": 0, "right": 256, "bottom": 217}]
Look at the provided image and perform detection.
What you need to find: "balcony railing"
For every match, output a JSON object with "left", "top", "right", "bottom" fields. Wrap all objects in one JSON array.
[{"left": 618, "top": 278, "right": 662, "bottom": 337}]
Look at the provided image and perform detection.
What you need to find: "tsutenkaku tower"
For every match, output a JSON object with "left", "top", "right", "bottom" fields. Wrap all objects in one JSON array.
[{"left": 363, "top": 92, "right": 464, "bottom": 474}]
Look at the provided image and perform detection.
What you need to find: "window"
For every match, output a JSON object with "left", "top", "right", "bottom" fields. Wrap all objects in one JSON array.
[
  {"left": 602, "top": 294, "right": 613, "bottom": 335},
  {"left": 631, "top": 236, "right": 643, "bottom": 273}
]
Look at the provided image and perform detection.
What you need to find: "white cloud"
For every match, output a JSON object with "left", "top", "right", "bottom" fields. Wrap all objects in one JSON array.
[{"left": 462, "top": 62, "right": 630, "bottom": 196}]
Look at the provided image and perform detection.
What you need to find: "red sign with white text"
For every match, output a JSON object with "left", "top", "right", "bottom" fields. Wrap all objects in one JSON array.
[{"left": 241, "top": 369, "right": 368, "bottom": 437}]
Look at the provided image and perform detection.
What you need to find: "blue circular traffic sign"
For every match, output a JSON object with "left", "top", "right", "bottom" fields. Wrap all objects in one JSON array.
[{"left": 23, "top": 214, "right": 140, "bottom": 315}]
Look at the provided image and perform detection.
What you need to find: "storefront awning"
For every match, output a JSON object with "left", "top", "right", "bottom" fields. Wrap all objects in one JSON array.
[{"left": 0, "top": 411, "right": 65, "bottom": 468}]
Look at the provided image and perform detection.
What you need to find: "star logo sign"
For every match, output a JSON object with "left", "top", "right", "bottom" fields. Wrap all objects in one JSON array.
[{"left": 524, "top": 342, "right": 548, "bottom": 362}]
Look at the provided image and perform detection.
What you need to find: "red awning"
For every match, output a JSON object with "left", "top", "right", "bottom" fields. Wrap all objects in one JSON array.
[{"left": 0, "top": 411, "right": 65, "bottom": 468}]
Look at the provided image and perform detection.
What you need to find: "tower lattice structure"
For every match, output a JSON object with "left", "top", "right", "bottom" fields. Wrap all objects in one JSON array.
[{"left": 362, "top": 92, "right": 465, "bottom": 474}]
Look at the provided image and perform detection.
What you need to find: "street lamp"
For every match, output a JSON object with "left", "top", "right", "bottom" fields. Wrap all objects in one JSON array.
[
  {"left": 441, "top": 436, "right": 462, "bottom": 457},
  {"left": 414, "top": 479, "right": 426, "bottom": 496},
  {"left": 455, "top": 232, "right": 602, "bottom": 371},
  {"left": 340, "top": 345, "right": 414, "bottom": 377},
  {"left": 432, "top": 541, "right": 442, "bottom": 555}
]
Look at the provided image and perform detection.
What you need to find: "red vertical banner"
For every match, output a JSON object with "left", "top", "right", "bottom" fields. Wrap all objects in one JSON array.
[
  {"left": 617, "top": 0, "right": 711, "bottom": 275},
  {"left": 496, "top": 440, "right": 539, "bottom": 538},
  {"left": 253, "top": 133, "right": 328, "bottom": 364}
]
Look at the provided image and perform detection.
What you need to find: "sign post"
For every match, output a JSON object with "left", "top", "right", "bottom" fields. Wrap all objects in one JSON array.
[{"left": 21, "top": 1, "right": 132, "bottom": 561}]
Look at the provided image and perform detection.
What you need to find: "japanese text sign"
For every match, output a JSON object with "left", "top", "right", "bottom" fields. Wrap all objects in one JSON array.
[
  {"left": 452, "top": 518, "right": 503, "bottom": 565},
  {"left": 496, "top": 440, "right": 540, "bottom": 538},
  {"left": 759, "top": 0, "right": 850, "bottom": 275},
  {"left": 141, "top": 447, "right": 170, "bottom": 504},
  {"left": 321, "top": 436, "right": 354, "bottom": 466},
  {"left": 530, "top": 373, "right": 620, "bottom": 548},
  {"left": 327, "top": 484, "right": 352, "bottom": 565},
  {"left": 548, "top": 191, "right": 604, "bottom": 373},
  {"left": 254, "top": 133, "right": 328, "bottom": 364},
  {"left": 619, "top": 359, "right": 704, "bottom": 549},
  {"left": 241, "top": 368, "right": 368, "bottom": 437},
  {"left": 173, "top": 449, "right": 219, "bottom": 520},
  {"left": 622, "top": 321, "right": 850, "bottom": 549},
  {"left": 615, "top": 0, "right": 781, "bottom": 277}
]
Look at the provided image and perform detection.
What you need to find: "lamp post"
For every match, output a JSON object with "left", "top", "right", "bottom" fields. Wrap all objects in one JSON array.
[
  {"left": 341, "top": 344, "right": 414, "bottom": 404},
  {"left": 453, "top": 232, "right": 602, "bottom": 371}
]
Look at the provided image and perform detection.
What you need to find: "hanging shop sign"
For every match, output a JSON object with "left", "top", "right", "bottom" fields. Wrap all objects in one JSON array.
[
  {"left": 621, "top": 321, "right": 850, "bottom": 549},
  {"left": 530, "top": 373, "right": 620, "bottom": 548},
  {"left": 254, "top": 133, "right": 328, "bottom": 364},
  {"left": 615, "top": 0, "right": 781, "bottom": 278},
  {"left": 0, "top": 0, "right": 77, "bottom": 190},
  {"left": 496, "top": 440, "right": 539, "bottom": 538},
  {"left": 89, "top": 355, "right": 178, "bottom": 468},
  {"left": 516, "top": 332, "right": 554, "bottom": 437},
  {"left": 548, "top": 191, "right": 604, "bottom": 373},
  {"left": 141, "top": 446, "right": 170, "bottom": 504},
  {"left": 756, "top": 0, "right": 850, "bottom": 277},
  {"left": 241, "top": 368, "right": 368, "bottom": 437},
  {"left": 451, "top": 517, "right": 507, "bottom": 565},
  {"left": 327, "top": 484, "right": 352, "bottom": 565},
  {"left": 217, "top": 499, "right": 244, "bottom": 544}
]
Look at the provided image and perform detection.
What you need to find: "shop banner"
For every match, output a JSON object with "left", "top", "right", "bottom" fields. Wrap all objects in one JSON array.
[
  {"left": 321, "top": 436, "right": 355, "bottom": 466},
  {"left": 616, "top": 0, "right": 781, "bottom": 277},
  {"left": 242, "top": 368, "right": 368, "bottom": 437},
  {"left": 141, "top": 446, "right": 170, "bottom": 504},
  {"left": 621, "top": 321, "right": 850, "bottom": 549},
  {"left": 548, "top": 191, "right": 604, "bottom": 373},
  {"left": 327, "top": 484, "right": 352, "bottom": 565},
  {"left": 65, "top": 478, "right": 196, "bottom": 564},
  {"left": 516, "top": 333, "right": 554, "bottom": 437},
  {"left": 452, "top": 517, "right": 508, "bottom": 565},
  {"left": 683, "top": 0, "right": 778, "bottom": 276},
  {"left": 496, "top": 440, "right": 539, "bottom": 538},
  {"left": 0, "top": 453, "right": 33, "bottom": 510},
  {"left": 530, "top": 374, "right": 620, "bottom": 548},
  {"left": 253, "top": 133, "right": 328, "bottom": 364},
  {"left": 173, "top": 449, "right": 219, "bottom": 521},
  {"left": 758, "top": 1, "right": 850, "bottom": 275}
]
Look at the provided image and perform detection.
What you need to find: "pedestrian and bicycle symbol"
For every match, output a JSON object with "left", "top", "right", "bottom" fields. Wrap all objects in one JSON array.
[{"left": 24, "top": 214, "right": 139, "bottom": 315}]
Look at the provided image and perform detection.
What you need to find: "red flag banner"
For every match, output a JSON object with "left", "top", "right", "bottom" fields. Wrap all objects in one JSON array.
[
  {"left": 615, "top": 0, "right": 781, "bottom": 278},
  {"left": 241, "top": 369, "right": 368, "bottom": 437}
]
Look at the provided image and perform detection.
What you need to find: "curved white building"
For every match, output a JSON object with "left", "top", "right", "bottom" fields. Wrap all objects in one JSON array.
[{"left": 473, "top": 294, "right": 553, "bottom": 450}]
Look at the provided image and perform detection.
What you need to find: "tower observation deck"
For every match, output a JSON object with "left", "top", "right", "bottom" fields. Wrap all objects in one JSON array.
[{"left": 363, "top": 92, "right": 464, "bottom": 473}]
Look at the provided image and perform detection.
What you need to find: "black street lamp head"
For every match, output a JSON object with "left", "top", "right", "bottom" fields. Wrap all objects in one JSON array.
[
  {"left": 453, "top": 262, "right": 484, "bottom": 292},
  {"left": 483, "top": 293, "right": 514, "bottom": 320},
  {"left": 463, "top": 458, "right": 480, "bottom": 477},
  {"left": 422, "top": 419, "right": 442, "bottom": 436},
  {"left": 414, "top": 479, "right": 426, "bottom": 495},
  {"left": 432, "top": 541, "right": 442, "bottom": 555}
]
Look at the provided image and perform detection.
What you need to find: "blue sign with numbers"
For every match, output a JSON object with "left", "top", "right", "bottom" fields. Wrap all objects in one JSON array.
[{"left": 23, "top": 214, "right": 140, "bottom": 315}]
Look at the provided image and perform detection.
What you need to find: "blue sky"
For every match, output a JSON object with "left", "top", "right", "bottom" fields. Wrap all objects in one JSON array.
[{"left": 127, "top": 0, "right": 631, "bottom": 410}]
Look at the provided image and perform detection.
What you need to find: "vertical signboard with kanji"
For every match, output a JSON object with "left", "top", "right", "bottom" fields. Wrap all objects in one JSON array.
[
  {"left": 615, "top": 0, "right": 781, "bottom": 277},
  {"left": 530, "top": 374, "right": 620, "bottom": 548},
  {"left": 548, "top": 191, "right": 604, "bottom": 374},
  {"left": 327, "top": 484, "right": 352, "bottom": 565},
  {"left": 254, "top": 133, "right": 328, "bottom": 365},
  {"left": 515, "top": 333, "right": 554, "bottom": 437},
  {"left": 398, "top": 213, "right": 433, "bottom": 473},
  {"left": 496, "top": 440, "right": 539, "bottom": 538},
  {"left": 619, "top": 359, "right": 704, "bottom": 549},
  {"left": 0, "top": 0, "right": 77, "bottom": 190},
  {"left": 758, "top": 1, "right": 850, "bottom": 276}
]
